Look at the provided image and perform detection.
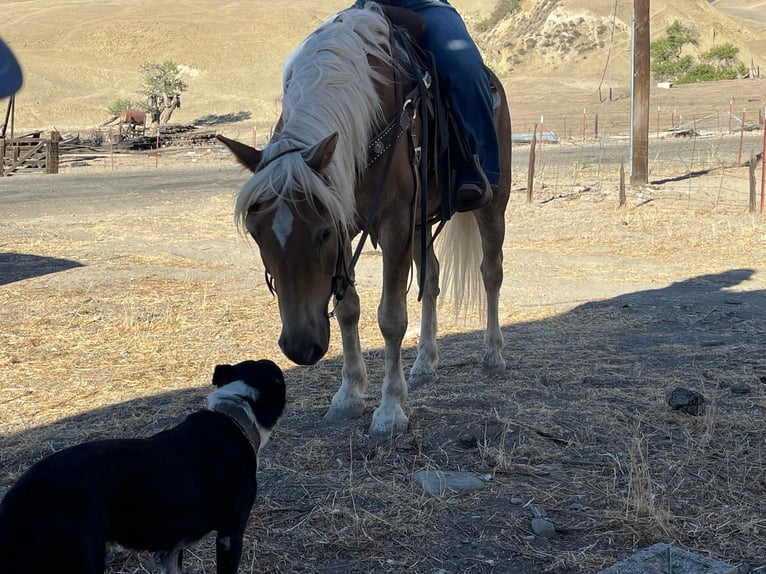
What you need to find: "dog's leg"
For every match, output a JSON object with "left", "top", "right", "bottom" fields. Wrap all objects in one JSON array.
[
  {"left": 215, "top": 531, "right": 243, "bottom": 574},
  {"left": 158, "top": 546, "right": 184, "bottom": 574}
]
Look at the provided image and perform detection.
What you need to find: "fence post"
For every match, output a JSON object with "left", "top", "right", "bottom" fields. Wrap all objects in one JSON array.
[
  {"left": 656, "top": 106, "right": 660, "bottom": 139},
  {"left": 619, "top": 159, "right": 626, "bottom": 207},
  {"left": 536, "top": 116, "right": 543, "bottom": 173},
  {"left": 728, "top": 99, "right": 733, "bottom": 134},
  {"left": 0, "top": 138, "right": 4, "bottom": 177},
  {"left": 46, "top": 131, "right": 60, "bottom": 174},
  {"left": 738, "top": 109, "right": 746, "bottom": 168},
  {"left": 527, "top": 124, "right": 537, "bottom": 204},
  {"left": 761, "top": 106, "right": 766, "bottom": 213},
  {"left": 749, "top": 153, "right": 757, "bottom": 213}
]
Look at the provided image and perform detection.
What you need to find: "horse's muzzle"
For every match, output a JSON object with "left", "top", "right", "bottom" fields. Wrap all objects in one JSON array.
[{"left": 279, "top": 333, "right": 328, "bottom": 366}]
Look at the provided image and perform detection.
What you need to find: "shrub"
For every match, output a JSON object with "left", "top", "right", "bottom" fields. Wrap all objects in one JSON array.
[{"left": 475, "top": 0, "right": 520, "bottom": 34}]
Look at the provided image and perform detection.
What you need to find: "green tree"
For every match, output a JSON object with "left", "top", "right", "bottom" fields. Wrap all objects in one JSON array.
[
  {"left": 700, "top": 42, "right": 746, "bottom": 77},
  {"left": 651, "top": 22, "right": 746, "bottom": 84},
  {"left": 140, "top": 61, "right": 188, "bottom": 124},
  {"left": 650, "top": 21, "right": 698, "bottom": 82}
]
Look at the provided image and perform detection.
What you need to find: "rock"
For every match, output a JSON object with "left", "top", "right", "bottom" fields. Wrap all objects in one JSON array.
[
  {"left": 666, "top": 387, "right": 706, "bottom": 415},
  {"left": 531, "top": 517, "right": 557, "bottom": 538},
  {"left": 413, "top": 470, "right": 487, "bottom": 497},
  {"left": 599, "top": 543, "right": 737, "bottom": 573}
]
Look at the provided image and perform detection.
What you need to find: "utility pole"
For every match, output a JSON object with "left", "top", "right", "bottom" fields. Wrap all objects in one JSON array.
[{"left": 630, "top": 0, "right": 650, "bottom": 186}]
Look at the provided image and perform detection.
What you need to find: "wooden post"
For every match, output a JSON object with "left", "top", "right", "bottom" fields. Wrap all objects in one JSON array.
[
  {"left": 46, "top": 131, "right": 60, "bottom": 174},
  {"left": 761, "top": 106, "right": 766, "bottom": 213},
  {"left": 619, "top": 159, "right": 626, "bottom": 206},
  {"left": 0, "top": 137, "right": 4, "bottom": 177},
  {"left": 656, "top": 106, "right": 660, "bottom": 139},
  {"left": 630, "top": 0, "right": 650, "bottom": 186},
  {"left": 749, "top": 153, "right": 757, "bottom": 214},
  {"left": 737, "top": 109, "right": 746, "bottom": 168},
  {"left": 527, "top": 124, "right": 537, "bottom": 204},
  {"left": 536, "top": 116, "right": 543, "bottom": 173},
  {"left": 594, "top": 113, "right": 599, "bottom": 139}
]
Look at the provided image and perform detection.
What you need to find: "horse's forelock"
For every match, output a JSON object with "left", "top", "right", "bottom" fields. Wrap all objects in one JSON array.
[{"left": 234, "top": 153, "right": 346, "bottom": 236}]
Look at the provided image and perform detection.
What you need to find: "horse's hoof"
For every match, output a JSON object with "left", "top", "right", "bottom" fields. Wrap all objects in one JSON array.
[
  {"left": 324, "top": 404, "right": 364, "bottom": 422},
  {"left": 368, "top": 413, "right": 409, "bottom": 437},
  {"left": 408, "top": 372, "right": 438, "bottom": 391},
  {"left": 482, "top": 353, "right": 507, "bottom": 376}
]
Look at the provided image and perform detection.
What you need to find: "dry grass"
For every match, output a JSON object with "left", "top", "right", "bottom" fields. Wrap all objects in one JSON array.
[{"left": 1, "top": 170, "right": 765, "bottom": 572}]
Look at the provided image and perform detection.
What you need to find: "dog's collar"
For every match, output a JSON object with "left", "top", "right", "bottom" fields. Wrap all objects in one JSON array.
[{"left": 209, "top": 402, "right": 261, "bottom": 457}]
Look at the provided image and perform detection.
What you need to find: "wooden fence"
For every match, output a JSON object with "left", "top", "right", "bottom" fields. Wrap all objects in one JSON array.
[{"left": 0, "top": 131, "right": 60, "bottom": 176}]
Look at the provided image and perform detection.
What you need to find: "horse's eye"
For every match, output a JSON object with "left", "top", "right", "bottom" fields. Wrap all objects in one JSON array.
[{"left": 316, "top": 227, "right": 332, "bottom": 246}]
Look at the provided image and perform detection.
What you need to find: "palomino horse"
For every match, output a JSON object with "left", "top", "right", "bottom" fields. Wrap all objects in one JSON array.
[{"left": 219, "top": 5, "right": 511, "bottom": 436}]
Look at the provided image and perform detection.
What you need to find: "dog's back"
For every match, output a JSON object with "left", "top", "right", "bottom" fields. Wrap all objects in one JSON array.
[
  {"left": 0, "top": 359, "right": 285, "bottom": 574},
  {"left": 0, "top": 410, "right": 256, "bottom": 573}
]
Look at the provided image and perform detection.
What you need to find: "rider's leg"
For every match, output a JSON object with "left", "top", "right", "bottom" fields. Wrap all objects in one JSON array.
[{"left": 416, "top": 4, "right": 500, "bottom": 210}]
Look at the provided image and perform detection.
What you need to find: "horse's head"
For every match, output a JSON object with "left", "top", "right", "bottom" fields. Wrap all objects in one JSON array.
[{"left": 219, "top": 133, "right": 345, "bottom": 366}]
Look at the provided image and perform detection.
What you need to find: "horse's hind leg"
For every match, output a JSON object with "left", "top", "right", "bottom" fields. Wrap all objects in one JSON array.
[
  {"left": 475, "top": 208, "right": 506, "bottom": 374},
  {"left": 409, "top": 227, "right": 440, "bottom": 388},
  {"left": 325, "top": 283, "right": 367, "bottom": 421}
]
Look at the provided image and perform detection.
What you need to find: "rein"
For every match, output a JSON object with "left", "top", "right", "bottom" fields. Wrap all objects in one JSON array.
[{"left": 326, "top": 23, "right": 425, "bottom": 318}]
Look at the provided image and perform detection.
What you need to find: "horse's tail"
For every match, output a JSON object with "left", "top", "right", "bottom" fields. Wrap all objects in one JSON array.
[{"left": 436, "top": 212, "right": 485, "bottom": 317}]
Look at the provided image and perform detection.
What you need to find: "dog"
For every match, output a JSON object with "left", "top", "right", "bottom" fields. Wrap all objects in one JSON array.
[{"left": 0, "top": 359, "right": 286, "bottom": 574}]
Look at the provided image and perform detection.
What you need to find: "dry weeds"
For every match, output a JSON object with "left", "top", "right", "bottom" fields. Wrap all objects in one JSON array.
[{"left": 1, "top": 169, "right": 765, "bottom": 573}]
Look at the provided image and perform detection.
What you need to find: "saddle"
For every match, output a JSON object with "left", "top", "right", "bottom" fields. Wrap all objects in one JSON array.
[{"left": 378, "top": 5, "right": 498, "bottom": 221}]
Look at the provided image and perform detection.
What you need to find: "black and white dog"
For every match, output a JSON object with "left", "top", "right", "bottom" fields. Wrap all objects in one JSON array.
[{"left": 0, "top": 359, "right": 286, "bottom": 574}]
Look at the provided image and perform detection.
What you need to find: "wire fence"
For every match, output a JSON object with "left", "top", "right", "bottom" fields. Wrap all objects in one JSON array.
[{"left": 511, "top": 104, "right": 766, "bottom": 215}]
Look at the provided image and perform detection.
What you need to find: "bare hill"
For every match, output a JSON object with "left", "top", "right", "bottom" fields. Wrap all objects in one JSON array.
[{"left": 1, "top": 0, "right": 765, "bottom": 133}]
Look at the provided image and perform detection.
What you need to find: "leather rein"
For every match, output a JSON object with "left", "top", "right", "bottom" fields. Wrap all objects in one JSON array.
[{"left": 326, "top": 33, "right": 432, "bottom": 318}]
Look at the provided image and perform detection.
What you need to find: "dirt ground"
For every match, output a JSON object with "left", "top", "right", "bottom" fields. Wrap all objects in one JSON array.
[{"left": 1, "top": 153, "right": 765, "bottom": 572}]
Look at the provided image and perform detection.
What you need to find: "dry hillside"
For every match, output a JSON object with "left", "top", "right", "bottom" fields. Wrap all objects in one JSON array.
[{"left": 1, "top": 0, "right": 764, "bottom": 134}]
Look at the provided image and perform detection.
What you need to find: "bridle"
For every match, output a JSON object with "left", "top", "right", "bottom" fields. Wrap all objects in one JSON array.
[
  {"left": 260, "top": 17, "right": 432, "bottom": 320},
  {"left": 325, "top": 45, "right": 429, "bottom": 319}
]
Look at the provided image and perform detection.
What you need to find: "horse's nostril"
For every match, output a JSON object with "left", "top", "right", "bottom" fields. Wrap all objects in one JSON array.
[
  {"left": 279, "top": 337, "right": 327, "bottom": 366},
  {"left": 307, "top": 344, "right": 325, "bottom": 365}
]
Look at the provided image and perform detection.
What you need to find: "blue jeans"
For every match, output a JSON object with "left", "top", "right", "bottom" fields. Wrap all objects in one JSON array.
[{"left": 412, "top": 5, "right": 501, "bottom": 185}]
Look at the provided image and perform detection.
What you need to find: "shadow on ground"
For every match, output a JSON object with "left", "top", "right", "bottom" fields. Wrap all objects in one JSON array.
[
  {"left": 0, "top": 253, "right": 84, "bottom": 285},
  {"left": 2, "top": 269, "right": 764, "bottom": 573}
]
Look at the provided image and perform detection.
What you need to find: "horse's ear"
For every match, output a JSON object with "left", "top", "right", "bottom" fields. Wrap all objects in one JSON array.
[
  {"left": 303, "top": 132, "right": 338, "bottom": 173},
  {"left": 217, "top": 135, "right": 262, "bottom": 172}
]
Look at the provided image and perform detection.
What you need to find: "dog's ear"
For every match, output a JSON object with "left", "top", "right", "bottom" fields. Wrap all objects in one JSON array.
[{"left": 212, "top": 364, "right": 241, "bottom": 387}]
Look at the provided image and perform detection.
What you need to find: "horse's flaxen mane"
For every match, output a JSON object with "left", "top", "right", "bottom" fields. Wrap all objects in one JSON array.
[{"left": 235, "top": 5, "right": 397, "bottom": 234}]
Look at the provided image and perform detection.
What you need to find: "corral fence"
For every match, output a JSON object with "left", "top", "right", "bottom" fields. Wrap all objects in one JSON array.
[
  {"left": 0, "top": 125, "right": 219, "bottom": 176},
  {"left": 0, "top": 131, "right": 60, "bottom": 176}
]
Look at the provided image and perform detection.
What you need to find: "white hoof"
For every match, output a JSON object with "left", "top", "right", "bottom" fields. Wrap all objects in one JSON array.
[
  {"left": 324, "top": 404, "right": 364, "bottom": 422},
  {"left": 368, "top": 406, "right": 409, "bottom": 437}
]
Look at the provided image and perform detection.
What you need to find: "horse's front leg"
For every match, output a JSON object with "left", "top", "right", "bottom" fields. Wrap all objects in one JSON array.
[
  {"left": 325, "top": 283, "right": 368, "bottom": 421},
  {"left": 369, "top": 245, "right": 410, "bottom": 437},
  {"left": 409, "top": 227, "right": 439, "bottom": 387}
]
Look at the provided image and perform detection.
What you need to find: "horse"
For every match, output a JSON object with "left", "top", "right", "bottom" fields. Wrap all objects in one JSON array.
[{"left": 218, "top": 4, "right": 512, "bottom": 437}]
